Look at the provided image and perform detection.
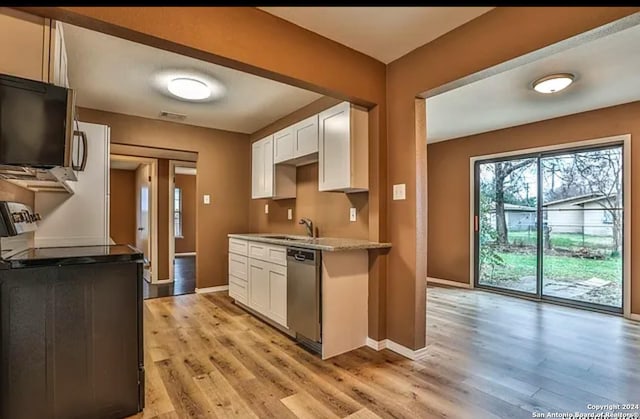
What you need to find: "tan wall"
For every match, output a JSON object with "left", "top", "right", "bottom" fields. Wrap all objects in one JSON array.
[
  {"left": 109, "top": 169, "right": 136, "bottom": 246},
  {"left": 23, "top": 5, "right": 389, "bottom": 343},
  {"left": 428, "top": 102, "right": 640, "bottom": 314},
  {"left": 248, "top": 96, "right": 369, "bottom": 239},
  {"left": 175, "top": 174, "right": 196, "bottom": 254},
  {"left": 22, "top": 6, "right": 638, "bottom": 348},
  {"left": 386, "top": 7, "right": 639, "bottom": 348},
  {"left": 77, "top": 107, "right": 250, "bottom": 289}
]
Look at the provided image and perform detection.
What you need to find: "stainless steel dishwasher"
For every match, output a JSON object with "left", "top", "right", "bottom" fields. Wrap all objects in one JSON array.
[{"left": 287, "top": 247, "right": 321, "bottom": 353}]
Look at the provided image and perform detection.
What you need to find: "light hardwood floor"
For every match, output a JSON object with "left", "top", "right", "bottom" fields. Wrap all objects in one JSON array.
[{"left": 131, "top": 285, "right": 640, "bottom": 419}]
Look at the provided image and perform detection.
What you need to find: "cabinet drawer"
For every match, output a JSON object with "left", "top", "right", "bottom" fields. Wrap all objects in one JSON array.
[
  {"left": 229, "top": 238, "right": 248, "bottom": 256},
  {"left": 248, "top": 242, "right": 287, "bottom": 266},
  {"left": 228, "top": 254, "right": 248, "bottom": 280},
  {"left": 228, "top": 275, "right": 247, "bottom": 305}
]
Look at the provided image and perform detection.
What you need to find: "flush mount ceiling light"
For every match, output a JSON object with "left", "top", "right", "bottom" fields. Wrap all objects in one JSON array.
[
  {"left": 167, "top": 77, "right": 211, "bottom": 101},
  {"left": 532, "top": 73, "right": 575, "bottom": 94},
  {"left": 153, "top": 69, "right": 226, "bottom": 103}
]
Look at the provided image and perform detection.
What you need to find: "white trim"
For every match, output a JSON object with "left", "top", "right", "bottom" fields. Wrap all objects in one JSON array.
[
  {"left": 195, "top": 285, "right": 229, "bottom": 294},
  {"left": 175, "top": 252, "right": 196, "bottom": 257},
  {"left": 365, "top": 337, "right": 387, "bottom": 351},
  {"left": 175, "top": 167, "right": 197, "bottom": 176},
  {"left": 169, "top": 160, "right": 198, "bottom": 285},
  {"left": 469, "top": 135, "right": 632, "bottom": 315},
  {"left": 154, "top": 278, "right": 173, "bottom": 285},
  {"left": 427, "top": 277, "right": 471, "bottom": 289},
  {"left": 112, "top": 154, "right": 160, "bottom": 284},
  {"left": 628, "top": 314, "right": 640, "bottom": 322},
  {"left": 365, "top": 338, "right": 429, "bottom": 360}
]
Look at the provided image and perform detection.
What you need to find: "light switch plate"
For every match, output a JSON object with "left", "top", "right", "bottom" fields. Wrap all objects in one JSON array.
[
  {"left": 393, "top": 184, "right": 406, "bottom": 200},
  {"left": 203, "top": 194, "right": 211, "bottom": 205},
  {"left": 264, "top": 204, "right": 269, "bottom": 214},
  {"left": 287, "top": 208, "right": 293, "bottom": 220},
  {"left": 350, "top": 207, "right": 357, "bottom": 222}
]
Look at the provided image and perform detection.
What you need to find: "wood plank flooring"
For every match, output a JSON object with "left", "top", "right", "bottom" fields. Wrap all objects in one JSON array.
[{"left": 129, "top": 285, "right": 640, "bottom": 419}]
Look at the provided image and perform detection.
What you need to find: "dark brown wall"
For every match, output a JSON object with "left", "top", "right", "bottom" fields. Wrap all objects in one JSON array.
[
  {"left": 248, "top": 96, "right": 369, "bottom": 239},
  {"left": 175, "top": 174, "right": 196, "bottom": 254},
  {"left": 428, "top": 102, "right": 640, "bottom": 314},
  {"left": 78, "top": 107, "right": 250, "bottom": 289},
  {"left": 109, "top": 169, "right": 136, "bottom": 246}
]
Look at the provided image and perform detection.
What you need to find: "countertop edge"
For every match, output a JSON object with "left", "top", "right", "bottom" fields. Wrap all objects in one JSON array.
[{"left": 227, "top": 234, "right": 391, "bottom": 252}]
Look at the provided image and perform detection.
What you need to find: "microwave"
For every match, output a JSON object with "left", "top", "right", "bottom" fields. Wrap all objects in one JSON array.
[{"left": 0, "top": 73, "right": 87, "bottom": 180}]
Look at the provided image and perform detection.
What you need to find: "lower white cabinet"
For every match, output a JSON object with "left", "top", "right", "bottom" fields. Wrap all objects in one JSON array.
[{"left": 229, "top": 239, "right": 287, "bottom": 328}]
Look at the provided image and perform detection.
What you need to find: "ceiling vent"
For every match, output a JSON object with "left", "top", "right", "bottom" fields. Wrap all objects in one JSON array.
[{"left": 159, "top": 111, "right": 187, "bottom": 121}]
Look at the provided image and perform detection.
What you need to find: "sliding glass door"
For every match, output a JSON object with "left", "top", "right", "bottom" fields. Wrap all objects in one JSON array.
[{"left": 475, "top": 144, "right": 624, "bottom": 312}]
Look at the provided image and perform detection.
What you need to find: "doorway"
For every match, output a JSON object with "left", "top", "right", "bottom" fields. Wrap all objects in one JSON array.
[
  {"left": 474, "top": 141, "right": 626, "bottom": 313},
  {"left": 110, "top": 154, "right": 159, "bottom": 283}
]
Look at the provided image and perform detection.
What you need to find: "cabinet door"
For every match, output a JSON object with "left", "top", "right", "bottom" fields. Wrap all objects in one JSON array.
[
  {"left": 248, "top": 258, "right": 269, "bottom": 316},
  {"left": 319, "top": 102, "right": 351, "bottom": 191},
  {"left": 293, "top": 115, "right": 319, "bottom": 158},
  {"left": 268, "top": 264, "right": 287, "bottom": 327},
  {"left": 0, "top": 9, "right": 47, "bottom": 81},
  {"left": 262, "top": 136, "right": 274, "bottom": 197},
  {"left": 0, "top": 268, "right": 54, "bottom": 419},
  {"left": 251, "top": 141, "right": 263, "bottom": 199},
  {"left": 273, "top": 126, "right": 294, "bottom": 163}
]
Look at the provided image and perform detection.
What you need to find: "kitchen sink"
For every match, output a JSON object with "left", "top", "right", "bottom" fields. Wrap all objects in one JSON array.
[{"left": 262, "top": 235, "right": 310, "bottom": 241}]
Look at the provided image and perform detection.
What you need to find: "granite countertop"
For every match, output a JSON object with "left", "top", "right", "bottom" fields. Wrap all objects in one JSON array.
[{"left": 228, "top": 233, "right": 391, "bottom": 252}]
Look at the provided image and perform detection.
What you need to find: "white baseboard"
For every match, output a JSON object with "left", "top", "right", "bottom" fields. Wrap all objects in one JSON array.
[
  {"left": 427, "top": 277, "right": 471, "bottom": 289},
  {"left": 175, "top": 252, "right": 196, "bottom": 257},
  {"left": 365, "top": 337, "right": 429, "bottom": 360},
  {"left": 365, "top": 337, "right": 387, "bottom": 351},
  {"left": 195, "top": 285, "right": 229, "bottom": 294},
  {"left": 628, "top": 313, "right": 640, "bottom": 322}
]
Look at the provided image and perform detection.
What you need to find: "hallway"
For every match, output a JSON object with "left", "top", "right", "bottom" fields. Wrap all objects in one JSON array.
[{"left": 143, "top": 256, "right": 196, "bottom": 299}]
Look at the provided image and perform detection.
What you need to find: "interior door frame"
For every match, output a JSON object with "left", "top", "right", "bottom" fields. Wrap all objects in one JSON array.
[
  {"left": 469, "top": 134, "right": 631, "bottom": 317},
  {"left": 111, "top": 154, "right": 159, "bottom": 284},
  {"left": 168, "top": 160, "right": 197, "bottom": 283}
]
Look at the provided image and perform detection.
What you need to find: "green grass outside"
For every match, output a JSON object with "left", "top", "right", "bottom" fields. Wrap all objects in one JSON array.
[
  {"left": 481, "top": 251, "right": 622, "bottom": 283},
  {"left": 507, "top": 231, "right": 614, "bottom": 249}
]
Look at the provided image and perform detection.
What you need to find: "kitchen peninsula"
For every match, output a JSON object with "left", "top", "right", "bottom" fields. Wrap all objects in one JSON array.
[{"left": 228, "top": 233, "right": 390, "bottom": 359}]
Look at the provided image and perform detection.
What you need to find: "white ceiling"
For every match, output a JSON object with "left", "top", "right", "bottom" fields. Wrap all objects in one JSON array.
[
  {"left": 110, "top": 160, "right": 139, "bottom": 171},
  {"left": 63, "top": 24, "right": 323, "bottom": 134},
  {"left": 426, "top": 22, "right": 640, "bottom": 143},
  {"left": 259, "top": 7, "right": 493, "bottom": 63}
]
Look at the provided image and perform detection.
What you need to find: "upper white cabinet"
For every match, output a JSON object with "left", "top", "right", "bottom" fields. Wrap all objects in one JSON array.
[
  {"left": 252, "top": 136, "right": 295, "bottom": 200},
  {"left": 274, "top": 114, "right": 319, "bottom": 166},
  {"left": 318, "top": 102, "right": 369, "bottom": 192},
  {"left": 49, "top": 21, "right": 69, "bottom": 88},
  {"left": 274, "top": 126, "right": 294, "bottom": 164},
  {"left": 0, "top": 10, "right": 69, "bottom": 86}
]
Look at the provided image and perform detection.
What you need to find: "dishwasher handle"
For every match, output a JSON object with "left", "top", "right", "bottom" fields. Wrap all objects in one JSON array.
[{"left": 293, "top": 254, "right": 306, "bottom": 262}]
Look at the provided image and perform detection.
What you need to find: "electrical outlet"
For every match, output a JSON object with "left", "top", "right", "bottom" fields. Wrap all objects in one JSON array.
[
  {"left": 350, "top": 207, "right": 357, "bottom": 222},
  {"left": 264, "top": 204, "right": 269, "bottom": 214},
  {"left": 287, "top": 208, "right": 293, "bottom": 220},
  {"left": 393, "top": 184, "right": 406, "bottom": 200},
  {"left": 203, "top": 194, "right": 211, "bottom": 205}
]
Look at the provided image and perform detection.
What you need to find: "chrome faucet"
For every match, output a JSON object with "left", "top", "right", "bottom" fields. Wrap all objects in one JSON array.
[{"left": 299, "top": 218, "right": 315, "bottom": 238}]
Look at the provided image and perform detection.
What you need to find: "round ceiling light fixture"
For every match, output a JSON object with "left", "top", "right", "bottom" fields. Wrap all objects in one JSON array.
[
  {"left": 532, "top": 73, "right": 575, "bottom": 94},
  {"left": 167, "top": 77, "right": 212, "bottom": 101}
]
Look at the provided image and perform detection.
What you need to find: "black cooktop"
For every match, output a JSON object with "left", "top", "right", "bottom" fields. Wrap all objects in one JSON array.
[{"left": 1, "top": 245, "right": 144, "bottom": 269}]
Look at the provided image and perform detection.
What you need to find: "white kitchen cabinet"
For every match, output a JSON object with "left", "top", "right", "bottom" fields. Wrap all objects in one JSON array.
[
  {"left": 230, "top": 240, "right": 288, "bottom": 328},
  {"left": 292, "top": 114, "right": 319, "bottom": 159},
  {"left": 251, "top": 136, "right": 296, "bottom": 200},
  {"left": 274, "top": 126, "right": 294, "bottom": 164},
  {"left": 318, "top": 102, "right": 369, "bottom": 192},
  {"left": 49, "top": 20, "right": 69, "bottom": 88},
  {"left": 248, "top": 258, "right": 270, "bottom": 316}
]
